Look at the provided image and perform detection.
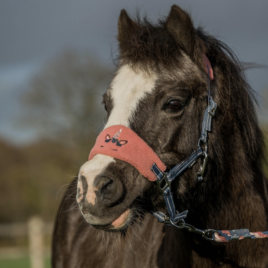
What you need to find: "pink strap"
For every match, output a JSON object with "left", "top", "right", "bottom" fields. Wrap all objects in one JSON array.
[
  {"left": 203, "top": 54, "right": 214, "bottom": 80},
  {"left": 89, "top": 125, "right": 166, "bottom": 181}
]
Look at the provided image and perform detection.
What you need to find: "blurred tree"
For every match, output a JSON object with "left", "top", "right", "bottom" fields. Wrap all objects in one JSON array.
[
  {"left": 0, "top": 138, "right": 75, "bottom": 222},
  {"left": 22, "top": 50, "right": 112, "bottom": 161},
  {"left": 0, "top": 51, "right": 113, "bottom": 223}
]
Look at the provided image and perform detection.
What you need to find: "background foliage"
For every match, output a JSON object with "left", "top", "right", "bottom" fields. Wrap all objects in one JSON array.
[{"left": 0, "top": 51, "right": 111, "bottom": 222}]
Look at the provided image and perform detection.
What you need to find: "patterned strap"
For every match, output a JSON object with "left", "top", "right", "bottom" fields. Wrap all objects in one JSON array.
[{"left": 213, "top": 229, "right": 268, "bottom": 242}]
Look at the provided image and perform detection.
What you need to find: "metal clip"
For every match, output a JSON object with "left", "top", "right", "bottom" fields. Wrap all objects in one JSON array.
[
  {"left": 156, "top": 173, "right": 171, "bottom": 194},
  {"left": 197, "top": 151, "right": 208, "bottom": 182},
  {"left": 169, "top": 219, "right": 186, "bottom": 229},
  {"left": 202, "top": 229, "right": 217, "bottom": 241},
  {"left": 170, "top": 220, "right": 207, "bottom": 236},
  {"left": 183, "top": 223, "right": 205, "bottom": 236}
]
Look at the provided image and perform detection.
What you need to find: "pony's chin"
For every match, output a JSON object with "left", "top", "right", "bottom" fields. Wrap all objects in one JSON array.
[
  {"left": 111, "top": 208, "right": 131, "bottom": 229},
  {"left": 90, "top": 209, "right": 132, "bottom": 232}
]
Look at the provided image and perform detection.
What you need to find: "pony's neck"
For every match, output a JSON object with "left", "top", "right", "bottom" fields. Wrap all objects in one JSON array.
[
  {"left": 196, "top": 61, "right": 268, "bottom": 230},
  {"left": 192, "top": 137, "right": 268, "bottom": 232}
]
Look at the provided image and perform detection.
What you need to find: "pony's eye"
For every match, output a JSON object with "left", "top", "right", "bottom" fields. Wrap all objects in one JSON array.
[{"left": 166, "top": 100, "right": 184, "bottom": 111}]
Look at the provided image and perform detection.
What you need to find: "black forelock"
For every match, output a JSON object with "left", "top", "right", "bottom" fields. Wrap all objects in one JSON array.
[{"left": 117, "top": 16, "right": 184, "bottom": 70}]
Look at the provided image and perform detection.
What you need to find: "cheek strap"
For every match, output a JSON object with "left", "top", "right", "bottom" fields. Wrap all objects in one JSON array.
[{"left": 88, "top": 125, "right": 166, "bottom": 181}]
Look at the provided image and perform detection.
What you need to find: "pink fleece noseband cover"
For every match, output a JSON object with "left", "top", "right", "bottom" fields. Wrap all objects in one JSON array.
[{"left": 89, "top": 125, "right": 166, "bottom": 181}]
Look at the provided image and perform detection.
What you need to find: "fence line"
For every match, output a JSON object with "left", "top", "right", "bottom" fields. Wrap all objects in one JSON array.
[
  {"left": 0, "top": 220, "right": 53, "bottom": 237},
  {"left": 0, "top": 217, "right": 53, "bottom": 267}
]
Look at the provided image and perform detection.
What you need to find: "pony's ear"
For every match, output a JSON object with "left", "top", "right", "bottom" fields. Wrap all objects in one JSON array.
[
  {"left": 166, "top": 5, "right": 195, "bottom": 57},
  {"left": 118, "top": 9, "right": 138, "bottom": 47}
]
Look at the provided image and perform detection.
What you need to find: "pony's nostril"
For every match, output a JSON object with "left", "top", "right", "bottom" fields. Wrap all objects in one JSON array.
[
  {"left": 97, "top": 178, "right": 113, "bottom": 191},
  {"left": 93, "top": 174, "right": 123, "bottom": 205}
]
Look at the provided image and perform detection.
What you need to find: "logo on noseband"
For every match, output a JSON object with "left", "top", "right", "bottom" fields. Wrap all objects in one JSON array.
[{"left": 104, "top": 129, "right": 128, "bottom": 147}]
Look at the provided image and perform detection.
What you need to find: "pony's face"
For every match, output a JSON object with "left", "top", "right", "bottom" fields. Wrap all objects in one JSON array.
[{"left": 77, "top": 6, "right": 210, "bottom": 231}]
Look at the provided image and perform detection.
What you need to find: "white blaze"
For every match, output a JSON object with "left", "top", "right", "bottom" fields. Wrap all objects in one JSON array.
[
  {"left": 105, "top": 64, "right": 156, "bottom": 128},
  {"left": 78, "top": 64, "right": 156, "bottom": 204}
]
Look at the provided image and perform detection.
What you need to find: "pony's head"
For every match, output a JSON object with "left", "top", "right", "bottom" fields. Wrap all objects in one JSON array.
[{"left": 77, "top": 5, "right": 262, "bottom": 231}]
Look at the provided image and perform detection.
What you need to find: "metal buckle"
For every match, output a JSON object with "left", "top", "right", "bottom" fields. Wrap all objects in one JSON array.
[
  {"left": 156, "top": 173, "right": 171, "bottom": 194},
  {"left": 197, "top": 151, "right": 208, "bottom": 182},
  {"left": 208, "top": 97, "right": 216, "bottom": 116},
  {"left": 209, "top": 107, "right": 215, "bottom": 116},
  {"left": 198, "top": 139, "right": 207, "bottom": 153},
  {"left": 163, "top": 215, "right": 171, "bottom": 225}
]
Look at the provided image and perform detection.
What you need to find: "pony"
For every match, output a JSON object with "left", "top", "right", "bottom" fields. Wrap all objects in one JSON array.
[{"left": 52, "top": 5, "right": 268, "bottom": 267}]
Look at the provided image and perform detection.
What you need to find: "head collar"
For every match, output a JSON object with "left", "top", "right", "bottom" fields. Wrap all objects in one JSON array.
[{"left": 88, "top": 55, "right": 218, "bottom": 237}]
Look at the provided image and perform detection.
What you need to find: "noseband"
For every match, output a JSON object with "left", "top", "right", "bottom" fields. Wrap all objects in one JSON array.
[{"left": 89, "top": 55, "right": 268, "bottom": 242}]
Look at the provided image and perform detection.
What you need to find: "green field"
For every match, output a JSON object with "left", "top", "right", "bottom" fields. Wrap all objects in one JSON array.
[{"left": 0, "top": 257, "right": 50, "bottom": 268}]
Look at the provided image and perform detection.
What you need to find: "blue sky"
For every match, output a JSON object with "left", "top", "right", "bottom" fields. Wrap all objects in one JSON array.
[{"left": 0, "top": 0, "right": 267, "bottom": 144}]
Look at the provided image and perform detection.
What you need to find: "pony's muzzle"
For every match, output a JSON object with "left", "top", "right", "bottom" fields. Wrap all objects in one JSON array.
[
  {"left": 77, "top": 156, "right": 126, "bottom": 227},
  {"left": 77, "top": 172, "right": 124, "bottom": 208}
]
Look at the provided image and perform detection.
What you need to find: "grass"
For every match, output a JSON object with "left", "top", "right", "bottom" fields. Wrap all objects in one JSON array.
[{"left": 0, "top": 257, "right": 50, "bottom": 268}]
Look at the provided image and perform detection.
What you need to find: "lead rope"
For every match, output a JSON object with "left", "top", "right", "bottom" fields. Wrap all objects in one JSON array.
[{"left": 150, "top": 66, "right": 268, "bottom": 242}]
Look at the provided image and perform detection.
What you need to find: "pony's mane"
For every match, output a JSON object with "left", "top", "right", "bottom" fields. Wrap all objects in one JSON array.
[
  {"left": 197, "top": 29, "right": 264, "bottom": 160},
  {"left": 118, "top": 14, "right": 264, "bottom": 170}
]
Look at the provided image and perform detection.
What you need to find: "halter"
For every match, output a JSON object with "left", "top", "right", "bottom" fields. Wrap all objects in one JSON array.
[{"left": 89, "top": 55, "right": 268, "bottom": 242}]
